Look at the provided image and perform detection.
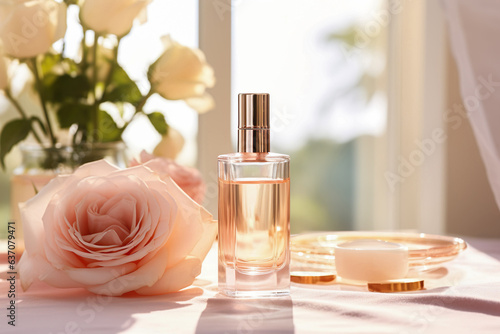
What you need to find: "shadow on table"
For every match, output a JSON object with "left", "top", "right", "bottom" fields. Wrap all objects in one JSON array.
[
  {"left": 12, "top": 281, "right": 203, "bottom": 334},
  {"left": 195, "top": 296, "right": 295, "bottom": 334}
]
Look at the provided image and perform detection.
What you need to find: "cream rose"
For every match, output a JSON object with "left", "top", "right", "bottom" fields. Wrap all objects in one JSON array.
[
  {"left": 0, "top": 0, "right": 67, "bottom": 58},
  {"left": 18, "top": 160, "right": 216, "bottom": 296},
  {"left": 148, "top": 36, "right": 216, "bottom": 113},
  {"left": 131, "top": 151, "right": 206, "bottom": 204},
  {"left": 80, "top": 0, "right": 151, "bottom": 37},
  {"left": 153, "top": 126, "right": 185, "bottom": 160}
]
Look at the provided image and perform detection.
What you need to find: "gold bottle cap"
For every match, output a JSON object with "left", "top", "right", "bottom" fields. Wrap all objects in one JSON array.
[
  {"left": 237, "top": 93, "right": 270, "bottom": 153},
  {"left": 367, "top": 279, "right": 424, "bottom": 293},
  {"left": 291, "top": 271, "right": 336, "bottom": 284}
]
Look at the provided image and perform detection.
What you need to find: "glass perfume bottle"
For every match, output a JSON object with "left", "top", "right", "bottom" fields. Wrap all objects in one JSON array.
[{"left": 218, "top": 93, "right": 290, "bottom": 298}]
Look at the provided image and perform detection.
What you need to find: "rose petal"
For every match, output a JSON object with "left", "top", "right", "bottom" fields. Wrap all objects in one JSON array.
[
  {"left": 155, "top": 177, "right": 213, "bottom": 266},
  {"left": 152, "top": 127, "right": 185, "bottom": 160},
  {"left": 86, "top": 244, "right": 171, "bottom": 296},
  {"left": 140, "top": 157, "right": 206, "bottom": 204},
  {"left": 81, "top": 0, "right": 151, "bottom": 36},
  {"left": 185, "top": 93, "right": 215, "bottom": 114},
  {"left": 156, "top": 81, "right": 207, "bottom": 100},
  {"left": 20, "top": 175, "right": 71, "bottom": 255},
  {"left": 65, "top": 263, "right": 137, "bottom": 286},
  {"left": 19, "top": 250, "right": 84, "bottom": 290},
  {"left": 107, "top": 0, "right": 150, "bottom": 36},
  {"left": 74, "top": 193, "right": 108, "bottom": 236},
  {"left": 135, "top": 256, "right": 201, "bottom": 295},
  {"left": 135, "top": 219, "right": 217, "bottom": 295},
  {"left": 100, "top": 194, "right": 137, "bottom": 230},
  {"left": 68, "top": 181, "right": 149, "bottom": 254},
  {"left": 82, "top": 225, "right": 127, "bottom": 246},
  {"left": 149, "top": 37, "right": 215, "bottom": 104},
  {"left": 53, "top": 1, "right": 68, "bottom": 41},
  {"left": 44, "top": 167, "right": 176, "bottom": 267},
  {"left": 72, "top": 160, "right": 120, "bottom": 178},
  {"left": 0, "top": 1, "right": 67, "bottom": 58},
  {"left": 83, "top": 189, "right": 175, "bottom": 267},
  {"left": 188, "top": 219, "right": 218, "bottom": 260},
  {"left": 18, "top": 250, "right": 37, "bottom": 291}
]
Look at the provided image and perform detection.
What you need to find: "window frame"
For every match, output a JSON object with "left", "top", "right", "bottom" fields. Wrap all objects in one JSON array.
[
  {"left": 197, "top": 0, "right": 233, "bottom": 217},
  {"left": 387, "top": 0, "right": 448, "bottom": 234}
]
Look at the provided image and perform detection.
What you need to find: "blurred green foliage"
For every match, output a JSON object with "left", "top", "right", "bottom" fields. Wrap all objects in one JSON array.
[{"left": 284, "top": 139, "right": 356, "bottom": 234}]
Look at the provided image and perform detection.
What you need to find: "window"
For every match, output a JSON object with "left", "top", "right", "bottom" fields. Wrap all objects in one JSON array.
[
  {"left": 232, "top": 0, "right": 389, "bottom": 233},
  {"left": 200, "top": 0, "right": 448, "bottom": 233}
]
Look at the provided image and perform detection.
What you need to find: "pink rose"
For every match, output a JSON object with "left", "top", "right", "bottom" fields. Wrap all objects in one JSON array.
[
  {"left": 18, "top": 160, "right": 216, "bottom": 296},
  {"left": 130, "top": 151, "right": 206, "bottom": 204}
]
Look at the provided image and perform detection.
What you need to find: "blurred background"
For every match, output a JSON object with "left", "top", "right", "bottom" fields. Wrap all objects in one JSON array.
[
  {"left": 2, "top": 0, "right": 500, "bottom": 239},
  {"left": 232, "top": 0, "right": 388, "bottom": 233}
]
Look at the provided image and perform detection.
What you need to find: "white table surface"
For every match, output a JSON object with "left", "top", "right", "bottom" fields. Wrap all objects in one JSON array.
[{"left": 1, "top": 237, "right": 500, "bottom": 334}]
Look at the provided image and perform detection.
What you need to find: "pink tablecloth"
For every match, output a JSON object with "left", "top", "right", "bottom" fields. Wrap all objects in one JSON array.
[{"left": 1, "top": 238, "right": 500, "bottom": 334}]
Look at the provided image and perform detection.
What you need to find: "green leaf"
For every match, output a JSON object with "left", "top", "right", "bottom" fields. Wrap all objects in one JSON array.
[
  {"left": 41, "top": 72, "right": 58, "bottom": 102},
  {"left": 56, "top": 103, "right": 92, "bottom": 129},
  {"left": 0, "top": 119, "right": 32, "bottom": 169},
  {"left": 104, "top": 65, "right": 142, "bottom": 105},
  {"left": 31, "top": 181, "right": 39, "bottom": 195},
  {"left": 40, "top": 53, "right": 85, "bottom": 103},
  {"left": 98, "top": 110, "right": 123, "bottom": 142},
  {"left": 63, "top": 58, "right": 80, "bottom": 73},
  {"left": 51, "top": 74, "right": 91, "bottom": 103},
  {"left": 40, "top": 53, "right": 60, "bottom": 76},
  {"left": 147, "top": 112, "right": 168, "bottom": 135}
]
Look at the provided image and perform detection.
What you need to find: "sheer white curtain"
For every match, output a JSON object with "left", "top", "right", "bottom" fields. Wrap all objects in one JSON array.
[{"left": 442, "top": 0, "right": 500, "bottom": 211}]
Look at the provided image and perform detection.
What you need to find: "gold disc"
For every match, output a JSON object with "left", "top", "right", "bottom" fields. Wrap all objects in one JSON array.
[
  {"left": 368, "top": 279, "right": 424, "bottom": 293},
  {"left": 290, "top": 271, "right": 336, "bottom": 284}
]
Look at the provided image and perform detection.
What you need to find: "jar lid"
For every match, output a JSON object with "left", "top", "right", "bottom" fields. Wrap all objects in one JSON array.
[
  {"left": 368, "top": 279, "right": 424, "bottom": 293},
  {"left": 291, "top": 271, "right": 336, "bottom": 284}
]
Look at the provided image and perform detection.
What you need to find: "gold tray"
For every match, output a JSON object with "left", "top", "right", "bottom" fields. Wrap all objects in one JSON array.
[{"left": 291, "top": 231, "right": 467, "bottom": 272}]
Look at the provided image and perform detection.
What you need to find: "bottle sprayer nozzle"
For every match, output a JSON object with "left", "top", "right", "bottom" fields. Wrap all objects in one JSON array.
[{"left": 237, "top": 93, "right": 270, "bottom": 153}]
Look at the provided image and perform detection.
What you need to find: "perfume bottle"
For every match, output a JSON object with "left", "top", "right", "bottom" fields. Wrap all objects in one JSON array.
[{"left": 218, "top": 93, "right": 290, "bottom": 298}]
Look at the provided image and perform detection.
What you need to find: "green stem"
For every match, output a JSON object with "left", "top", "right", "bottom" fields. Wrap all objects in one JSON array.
[
  {"left": 136, "top": 89, "right": 154, "bottom": 112},
  {"left": 4, "top": 89, "right": 44, "bottom": 145},
  {"left": 31, "top": 57, "right": 56, "bottom": 147},
  {"left": 81, "top": 29, "right": 88, "bottom": 72},
  {"left": 91, "top": 33, "right": 99, "bottom": 143},
  {"left": 99, "top": 38, "right": 120, "bottom": 103},
  {"left": 60, "top": 35, "right": 66, "bottom": 59},
  {"left": 122, "top": 88, "right": 154, "bottom": 130}
]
